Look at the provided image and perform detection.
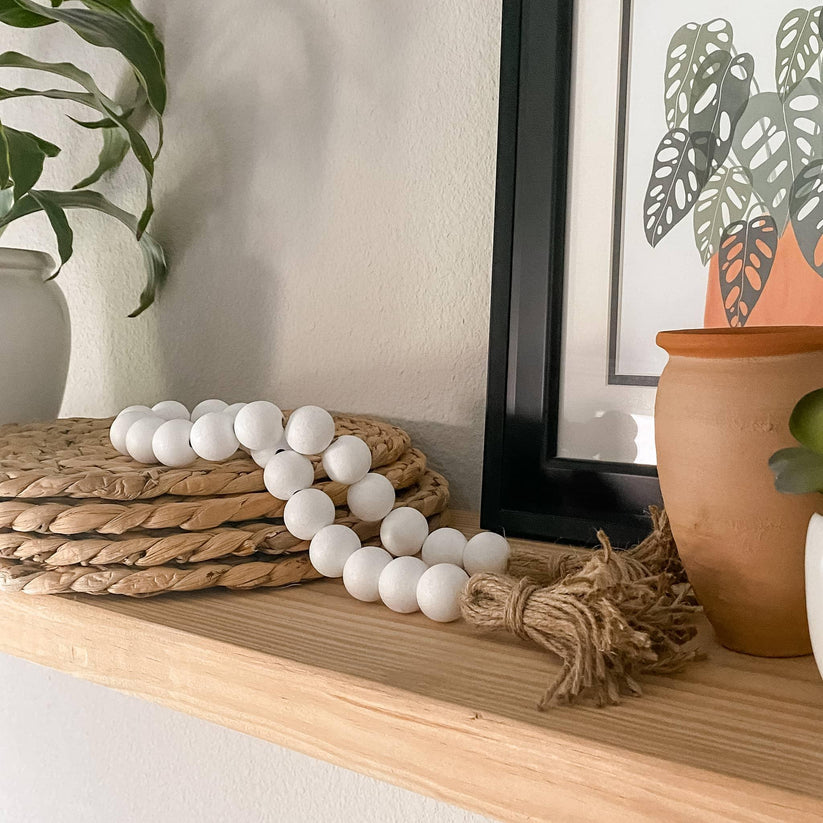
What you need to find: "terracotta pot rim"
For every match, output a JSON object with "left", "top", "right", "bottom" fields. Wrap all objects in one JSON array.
[{"left": 656, "top": 327, "right": 823, "bottom": 358}]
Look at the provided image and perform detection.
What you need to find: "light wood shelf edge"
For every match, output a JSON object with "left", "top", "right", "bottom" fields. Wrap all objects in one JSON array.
[{"left": 0, "top": 510, "right": 820, "bottom": 823}]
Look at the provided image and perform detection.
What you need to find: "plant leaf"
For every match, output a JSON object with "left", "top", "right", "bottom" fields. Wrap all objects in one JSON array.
[
  {"left": 689, "top": 50, "right": 754, "bottom": 177},
  {"left": 4, "top": 127, "right": 51, "bottom": 198},
  {"left": 28, "top": 189, "right": 72, "bottom": 274},
  {"left": 79, "top": 0, "right": 164, "bottom": 70},
  {"left": 0, "top": 188, "right": 165, "bottom": 315},
  {"left": 0, "top": 53, "right": 156, "bottom": 233},
  {"left": 0, "top": 50, "right": 117, "bottom": 106},
  {"left": 663, "top": 19, "right": 734, "bottom": 129},
  {"left": 776, "top": 6, "right": 823, "bottom": 99},
  {"left": 693, "top": 165, "right": 755, "bottom": 265},
  {"left": 789, "top": 158, "right": 823, "bottom": 276},
  {"left": 769, "top": 446, "right": 823, "bottom": 493},
  {"left": 0, "top": 121, "right": 10, "bottom": 189},
  {"left": 0, "top": 0, "right": 54, "bottom": 27},
  {"left": 718, "top": 216, "right": 778, "bottom": 327},
  {"left": 72, "top": 125, "right": 129, "bottom": 188},
  {"left": 733, "top": 80, "right": 823, "bottom": 233},
  {"left": 643, "top": 128, "right": 707, "bottom": 247},
  {"left": 0, "top": 85, "right": 97, "bottom": 108},
  {"left": 0, "top": 52, "right": 153, "bottom": 167},
  {"left": 13, "top": 128, "right": 59, "bottom": 157},
  {"left": 5, "top": 0, "right": 165, "bottom": 113},
  {"left": 789, "top": 388, "right": 823, "bottom": 454},
  {"left": 68, "top": 114, "right": 122, "bottom": 129}
]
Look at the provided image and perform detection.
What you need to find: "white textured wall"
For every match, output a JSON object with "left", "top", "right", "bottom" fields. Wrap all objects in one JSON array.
[
  {"left": 0, "top": 1, "right": 500, "bottom": 821},
  {"left": 1, "top": 654, "right": 494, "bottom": 823},
  {"left": 2, "top": 0, "right": 500, "bottom": 510}
]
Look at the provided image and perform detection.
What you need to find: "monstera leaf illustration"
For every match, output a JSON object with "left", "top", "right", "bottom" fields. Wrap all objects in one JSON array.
[
  {"left": 733, "top": 79, "right": 823, "bottom": 232},
  {"left": 718, "top": 216, "right": 778, "bottom": 327},
  {"left": 664, "top": 19, "right": 734, "bottom": 128},
  {"left": 789, "top": 159, "right": 823, "bottom": 275},
  {"left": 689, "top": 50, "right": 754, "bottom": 176},
  {"left": 643, "top": 129, "right": 707, "bottom": 247},
  {"left": 693, "top": 165, "right": 757, "bottom": 265},
  {"left": 776, "top": 6, "right": 823, "bottom": 98}
]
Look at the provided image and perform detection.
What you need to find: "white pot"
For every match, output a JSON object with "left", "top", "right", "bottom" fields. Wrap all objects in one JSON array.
[
  {"left": 806, "top": 513, "right": 823, "bottom": 680},
  {"left": 0, "top": 248, "right": 70, "bottom": 425}
]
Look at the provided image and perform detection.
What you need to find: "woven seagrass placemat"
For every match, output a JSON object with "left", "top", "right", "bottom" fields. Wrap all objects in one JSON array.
[
  {"left": 0, "top": 448, "right": 428, "bottom": 535},
  {"left": 0, "top": 469, "right": 449, "bottom": 567},
  {"left": 0, "top": 552, "right": 323, "bottom": 597},
  {"left": 0, "top": 414, "right": 411, "bottom": 500}
]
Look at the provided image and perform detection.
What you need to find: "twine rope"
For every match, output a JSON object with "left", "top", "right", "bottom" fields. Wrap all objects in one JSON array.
[{"left": 460, "top": 508, "right": 702, "bottom": 709}]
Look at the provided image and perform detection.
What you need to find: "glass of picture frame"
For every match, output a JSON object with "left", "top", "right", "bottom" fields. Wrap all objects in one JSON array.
[{"left": 483, "top": 0, "right": 823, "bottom": 544}]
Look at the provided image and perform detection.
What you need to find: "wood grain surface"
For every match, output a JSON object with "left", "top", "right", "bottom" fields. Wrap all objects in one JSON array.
[{"left": 0, "top": 510, "right": 821, "bottom": 822}]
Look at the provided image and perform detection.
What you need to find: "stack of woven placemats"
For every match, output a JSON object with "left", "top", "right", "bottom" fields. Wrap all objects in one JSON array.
[{"left": 0, "top": 415, "right": 449, "bottom": 597}]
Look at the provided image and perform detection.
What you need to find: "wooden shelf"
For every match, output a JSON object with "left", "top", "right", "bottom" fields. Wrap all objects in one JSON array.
[{"left": 0, "top": 511, "right": 821, "bottom": 822}]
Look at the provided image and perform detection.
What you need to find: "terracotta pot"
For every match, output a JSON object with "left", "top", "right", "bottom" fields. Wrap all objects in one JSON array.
[
  {"left": 655, "top": 327, "right": 823, "bottom": 657},
  {"left": 704, "top": 225, "right": 823, "bottom": 327}
]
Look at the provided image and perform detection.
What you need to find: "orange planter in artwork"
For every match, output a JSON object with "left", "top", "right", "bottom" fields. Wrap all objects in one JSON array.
[{"left": 705, "top": 224, "right": 823, "bottom": 327}]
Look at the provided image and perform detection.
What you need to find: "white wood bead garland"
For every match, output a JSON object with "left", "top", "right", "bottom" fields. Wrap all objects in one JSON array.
[{"left": 109, "top": 399, "right": 512, "bottom": 624}]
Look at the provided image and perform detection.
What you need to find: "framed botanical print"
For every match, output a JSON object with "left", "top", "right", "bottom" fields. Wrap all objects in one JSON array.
[{"left": 482, "top": 0, "right": 823, "bottom": 545}]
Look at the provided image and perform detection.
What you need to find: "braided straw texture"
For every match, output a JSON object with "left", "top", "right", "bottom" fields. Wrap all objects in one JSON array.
[
  {"left": 0, "top": 469, "right": 449, "bottom": 567},
  {"left": 0, "top": 448, "right": 427, "bottom": 535},
  {"left": 0, "top": 414, "right": 410, "bottom": 500},
  {"left": 0, "top": 552, "right": 323, "bottom": 597}
]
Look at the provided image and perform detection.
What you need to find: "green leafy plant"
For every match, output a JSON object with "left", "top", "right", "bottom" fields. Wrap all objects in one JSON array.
[
  {"left": 644, "top": 7, "right": 823, "bottom": 327},
  {"left": 770, "top": 388, "right": 823, "bottom": 493},
  {"left": 0, "top": 0, "right": 166, "bottom": 316}
]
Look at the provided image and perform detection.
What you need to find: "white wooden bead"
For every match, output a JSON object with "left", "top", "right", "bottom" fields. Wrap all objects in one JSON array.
[
  {"left": 285, "top": 405, "right": 336, "bottom": 455},
  {"left": 263, "top": 450, "right": 315, "bottom": 500},
  {"left": 120, "top": 404, "right": 152, "bottom": 415},
  {"left": 125, "top": 415, "right": 164, "bottom": 464},
  {"left": 309, "top": 524, "right": 362, "bottom": 578},
  {"left": 283, "top": 488, "right": 335, "bottom": 540},
  {"left": 110, "top": 410, "right": 150, "bottom": 454},
  {"left": 463, "top": 532, "right": 511, "bottom": 575},
  {"left": 342, "top": 546, "right": 392, "bottom": 602},
  {"left": 152, "top": 419, "right": 196, "bottom": 468},
  {"left": 234, "top": 401, "right": 284, "bottom": 451},
  {"left": 223, "top": 402, "right": 246, "bottom": 421},
  {"left": 151, "top": 400, "right": 190, "bottom": 421},
  {"left": 322, "top": 435, "right": 372, "bottom": 484},
  {"left": 190, "top": 399, "right": 228, "bottom": 422},
  {"left": 380, "top": 507, "right": 429, "bottom": 557},
  {"left": 346, "top": 473, "right": 395, "bottom": 522},
  {"left": 190, "top": 412, "right": 240, "bottom": 461},
  {"left": 421, "top": 528, "right": 467, "bottom": 567},
  {"left": 416, "top": 563, "right": 469, "bottom": 623},
  {"left": 378, "top": 556, "right": 427, "bottom": 613},
  {"left": 251, "top": 436, "right": 290, "bottom": 468}
]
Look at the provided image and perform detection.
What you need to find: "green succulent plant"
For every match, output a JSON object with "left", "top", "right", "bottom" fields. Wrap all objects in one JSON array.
[
  {"left": 0, "top": 0, "right": 166, "bottom": 315},
  {"left": 770, "top": 388, "right": 823, "bottom": 493}
]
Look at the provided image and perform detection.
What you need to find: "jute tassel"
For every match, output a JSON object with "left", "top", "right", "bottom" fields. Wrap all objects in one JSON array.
[{"left": 459, "top": 508, "right": 703, "bottom": 709}]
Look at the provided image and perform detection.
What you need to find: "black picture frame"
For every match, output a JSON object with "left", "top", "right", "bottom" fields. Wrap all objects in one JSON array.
[{"left": 481, "top": 0, "right": 662, "bottom": 547}]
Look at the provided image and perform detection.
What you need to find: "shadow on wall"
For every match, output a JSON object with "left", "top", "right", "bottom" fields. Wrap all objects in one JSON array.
[
  {"left": 561, "top": 411, "right": 639, "bottom": 463},
  {"left": 143, "top": 0, "right": 336, "bottom": 404},
  {"left": 135, "top": 0, "right": 416, "bottom": 407},
  {"left": 272, "top": 351, "right": 487, "bottom": 508},
  {"left": 389, "top": 416, "right": 485, "bottom": 511}
]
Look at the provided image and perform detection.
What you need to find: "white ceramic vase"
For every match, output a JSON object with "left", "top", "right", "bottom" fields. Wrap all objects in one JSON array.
[
  {"left": 806, "top": 513, "right": 823, "bottom": 680},
  {"left": 0, "top": 248, "right": 70, "bottom": 425}
]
